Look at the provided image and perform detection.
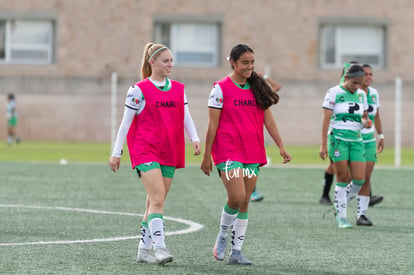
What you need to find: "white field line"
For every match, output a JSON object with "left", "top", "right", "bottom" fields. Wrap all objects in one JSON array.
[{"left": 0, "top": 204, "right": 204, "bottom": 246}]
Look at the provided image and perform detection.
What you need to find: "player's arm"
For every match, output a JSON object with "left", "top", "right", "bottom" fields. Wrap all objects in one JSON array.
[
  {"left": 201, "top": 107, "right": 221, "bottom": 175},
  {"left": 201, "top": 84, "right": 223, "bottom": 175},
  {"left": 320, "top": 108, "right": 332, "bottom": 160},
  {"left": 108, "top": 107, "right": 135, "bottom": 172},
  {"left": 183, "top": 92, "right": 201, "bottom": 155},
  {"left": 375, "top": 108, "right": 384, "bottom": 153},
  {"left": 256, "top": 72, "right": 282, "bottom": 93},
  {"left": 109, "top": 85, "right": 142, "bottom": 172},
  {"left": 264, "top": 108, "right": 291, "bottom": 163}
]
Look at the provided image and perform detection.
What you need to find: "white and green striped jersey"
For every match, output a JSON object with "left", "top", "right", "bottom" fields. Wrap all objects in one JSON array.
[
  {"left": 6, "top": 99, "right": 17, "bottom": 119},
  {"left": 361, "top": 87, "right": 380, "bottom": 143},
  {"left": 322, "top": 85, "right": 368, "bottom": 141}
]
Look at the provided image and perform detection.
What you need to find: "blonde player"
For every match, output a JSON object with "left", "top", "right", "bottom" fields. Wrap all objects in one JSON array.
[{"left": 109, "top": 43, "right": 201, "bottom": 264}]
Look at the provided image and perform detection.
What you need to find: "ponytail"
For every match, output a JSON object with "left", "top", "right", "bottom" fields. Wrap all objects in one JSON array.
[
  {"left": 249, "top": 71, "right": 279, "bottom": 109},
  {"left": 140, "top": 42, "right": 169, "bottom": 79}
]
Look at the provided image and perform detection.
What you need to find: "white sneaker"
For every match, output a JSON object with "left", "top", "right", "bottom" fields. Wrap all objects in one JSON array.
[
  {"left": 154, "top": 248, "right": 174, "bottom": 265},
  {"left": 228, "top": 249, "right": 253, "bottom": 265},
  {"left": 136, "top": 248, "right": 156, "bottom": 263},
  {"left": 213, "top": 233, "right": 227, "bottom": 261}
]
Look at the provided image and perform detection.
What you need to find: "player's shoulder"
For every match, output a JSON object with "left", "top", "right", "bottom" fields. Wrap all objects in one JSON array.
[
  {"left": 327, "top": 85, "right": 343, "bottom": 94},
  {"left": 356, "top": 88, "right": 366, "bottom": 94},
  {"left": 210, "top": 83, "right": 223, "bottom": 95},
  {"left": 127, "top": 83, "right": 143, "bottom": 95},
  {"left": 369, "top": 86, "right": 379, "bottom": 95}
]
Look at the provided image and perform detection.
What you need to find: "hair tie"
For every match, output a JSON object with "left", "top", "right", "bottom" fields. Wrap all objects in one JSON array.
[
  {"left": 148, "top": 46, "right": 168, "bottom": 62},
  {"left": 346, "top": 71, "right": 365, "bottom": 78}
]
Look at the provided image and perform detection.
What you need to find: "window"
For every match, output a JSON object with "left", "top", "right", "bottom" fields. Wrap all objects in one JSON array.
[
  {"left": 154, "top": 21, "right": 220, "bottom": 67},
  {"left": 0, "top": 19, "right": 54, "bottom": 64},
  {"left": 320, "top": 22, "right": 386, "bottom": 69}
]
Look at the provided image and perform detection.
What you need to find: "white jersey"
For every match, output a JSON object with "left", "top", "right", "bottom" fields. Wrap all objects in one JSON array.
[
  {"left": 322, "top": 85, "right": 368, "bottom": 141},
  {"left": 361, "top": 87, "right": 381, "bottom": 143},
  {"left": 125, "top": 78, "right": 188, "bottom": 114},
  {"left": 207, "top": 83, "right": 224, "bottom": 109},
  {"left": 6, "top": 99, "right": 17, "bottom": 119}
]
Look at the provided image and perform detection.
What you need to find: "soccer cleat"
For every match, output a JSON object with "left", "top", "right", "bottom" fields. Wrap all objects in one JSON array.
[
  {"left": 369, "top": 195, "right": 384, "bottom": 207},
  {"left": 228, "top": 249, "right": 253, "bottom": 265},
  {"left": 319, "top": 196, "right": 333, "bottom": 205},
  {"left": 136, "top": 248, "right": 156, "bottom": 263},
  {"left": 213, "top": 234, "right": 228, "bottom": 261},
  {"left": 154, "top": 248, "right": 174, "bottom": 265},
  {"left": 250, "top": 190, "right": 264, "bottom": 202},
  {"left": 338, "top": 218, "right": 353, "bottom": 228},
  {"left": 356, "top": 215, "right": 373, "bottom": 226}
]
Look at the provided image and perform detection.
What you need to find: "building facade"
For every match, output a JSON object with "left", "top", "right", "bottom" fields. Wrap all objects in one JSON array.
[{"left": 0, "top": 0, "right": 413, "bottom": 147}]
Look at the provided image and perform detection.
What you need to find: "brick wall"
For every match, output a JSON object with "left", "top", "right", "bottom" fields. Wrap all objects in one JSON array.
[{"left": 0, "top": 0, "right": 413, "bottom": 146}]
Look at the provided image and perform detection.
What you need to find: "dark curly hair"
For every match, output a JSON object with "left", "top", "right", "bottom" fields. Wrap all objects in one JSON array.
[{"left": 229, "top": 44, "right": 279, "bottom": 109}]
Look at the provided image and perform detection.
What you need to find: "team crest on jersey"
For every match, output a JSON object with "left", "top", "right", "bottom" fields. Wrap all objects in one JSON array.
[
  {"left": 371, "top": 95, "right": 377, "bottom": 103},
  {"left": 325, "top": 97, "right": 334, "bottom": 108},
  {"left": 358, "top": 94, "right": 364, "bottom": 103},
  {"left": 334, "top": 149, "right": 341, "bottom": 158}
]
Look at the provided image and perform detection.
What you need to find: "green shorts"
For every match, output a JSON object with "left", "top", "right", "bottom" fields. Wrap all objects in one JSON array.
[
  {"left": 328, "top": 135, "right": 366, "bottom": 163},
  {"left": 216, "top": 160, "right": 260, "bottom": 177},
  {"left": 135, "top": 162, "right": 175, "bottom": 178},
  {"left": 364, "top": 141, "right": 377, "bottom": 162},
  {"left": 8, "top": 116, "right": 17, "bottom": 127}
]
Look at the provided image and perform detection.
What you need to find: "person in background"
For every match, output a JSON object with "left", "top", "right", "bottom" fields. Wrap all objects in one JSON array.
[
  {"left": 201, "top": 44, "right": 291, "bottom": 264},
  {"left": 319, "top": 63, "right": 384, "bottom": 207},
  {"left": 6, "top": 93, "right": 21, "bottom": 145},
  {"left": 348, "top": 63, "right": 384, "bottom": 226},
  {"left": 250, "top": 72, "right": 282, "bottom": 202},
  {"left": 108, "top": 42, "right": 201, "bottom": 265},
  {"left": 319, "top": 64, "right": 370, "bottom": 228}
]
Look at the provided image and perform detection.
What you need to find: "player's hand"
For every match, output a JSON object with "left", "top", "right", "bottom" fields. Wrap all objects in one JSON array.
[
  {"left": 280, "top": 148, "right": 292, "bottom": 164},
  {"left": 108, "top": 156, "right": 121, "bottom": 172},
  {"left": 200, "top": 156, "right": 212, "bottom": 176},
  {"left": 193, "top": 141, "right": 201, "bottom": 156},
  {"left": 319, "top": 145, "right": 328, "bottom": 160},
  {"left": 377, "top": 138, "right": 384, "bottom": 153},
  {"left": 362, "top": 118, "right": 372, "bottom": 128}
]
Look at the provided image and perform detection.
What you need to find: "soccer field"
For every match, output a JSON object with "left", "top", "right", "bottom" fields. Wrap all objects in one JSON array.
[{"left": 1, "top": 161, "right": 413, "bottom": 274}]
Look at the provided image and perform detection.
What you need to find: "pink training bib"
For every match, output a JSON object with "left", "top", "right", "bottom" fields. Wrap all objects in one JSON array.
[
  {"left": 127, "top": 79, "right": 185, "bottom": 169},
  {"left": 211, "top": 76, "right": 267, "bottom": 166}
]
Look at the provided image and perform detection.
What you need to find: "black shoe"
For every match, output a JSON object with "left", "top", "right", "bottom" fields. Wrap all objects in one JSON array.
[
  {"left": 356, "top": 215, "right": 373, "bottom": 226},
  {"left": 369, "top": 195, "right": 383, "bottom": 207},
  {"left": 319, "top": 196, "right": 333, "bottom": 205}
]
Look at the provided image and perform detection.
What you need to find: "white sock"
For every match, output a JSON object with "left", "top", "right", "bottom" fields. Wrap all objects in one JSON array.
[
  {"left": 334, "top": 185, "right": 348, "bottom": 220},
  {"left": 219, "top": 208, "right": 238, "bottom": 238},
  {"left": 357, "top": 195, "right": 370, "bottom": 217},
  {"left": 346, "top": 182, "right": 362, "bottom": 203},
  {"left": 138, "top": 222, "right": 152, "bottom": 250},
  {"left": 231, "top": 218, "right": 248, "bottom": 251},
  {"left": 149, "top": 217, "right": 166, "bottom": 249}
]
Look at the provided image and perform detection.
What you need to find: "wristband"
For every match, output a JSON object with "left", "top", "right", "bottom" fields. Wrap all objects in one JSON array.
[{"left": 377, "top": 134, "right": 384, "bottom": 139}]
